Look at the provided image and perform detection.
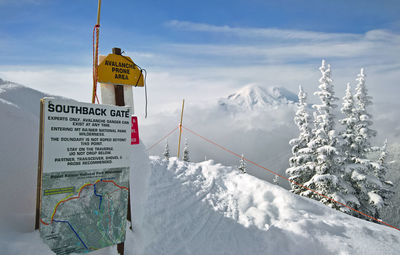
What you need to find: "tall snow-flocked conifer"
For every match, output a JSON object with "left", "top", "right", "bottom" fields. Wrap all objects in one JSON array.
[
  {"left": 304, "top": 60, "right": 352, "bottom": 211},
  {"left": 375, "top": 139, "right": 389, "bottom": 183},
  {"left": 286, "top": 85, "right": 314, "bottom": 195},
  {"left": 183, "top": 139, "right": 190, "bottom": 162},
  {"left": 337, "top": 82, "right": 361, "bottom": 212},
  {"left": 353, "top": 68, "right": 377, "bottom": 157},
  {"left": 375, "top": 139, "right": 394, "bottom": 208},
  {"left": 340, "top": 83, "right": 357, "bottom": 164},
  {"left": 346, "top": 69, "right": 387, "bottom": 219}
]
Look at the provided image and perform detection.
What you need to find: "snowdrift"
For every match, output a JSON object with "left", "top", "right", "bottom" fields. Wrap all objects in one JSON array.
[
  {"left": 0, "top": 82, "right": 52, "bottom": 231},
  {"left": 132, "top": 157, "right": 400, "bottom": 255}
]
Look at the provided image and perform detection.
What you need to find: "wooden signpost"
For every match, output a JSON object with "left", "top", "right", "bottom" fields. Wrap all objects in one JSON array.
[{"left": 97, "top": 47, "right": 144, "bottom": 255}]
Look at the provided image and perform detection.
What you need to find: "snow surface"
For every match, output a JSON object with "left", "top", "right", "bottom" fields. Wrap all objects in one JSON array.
[
  {"left": 1, "top": 81, "right": 400, "bottom": 254},
  {"left": 133, "top": 157, "right": 400, "bottom": 254},
  {"left": 0, "top": 81, "right": 55, "bottom": 230}
]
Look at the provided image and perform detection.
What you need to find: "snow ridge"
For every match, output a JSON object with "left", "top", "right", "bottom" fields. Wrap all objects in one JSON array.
[{"left": 136, "top": 157, "right": 400, "bottom": 255}]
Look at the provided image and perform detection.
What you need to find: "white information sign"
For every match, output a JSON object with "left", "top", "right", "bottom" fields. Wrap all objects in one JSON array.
[
  {"left": 38, "top": 98, "right": 131, "bottom": 254},
  {"left": 42, "top": 98, "right": 130, "bottom": 172}
]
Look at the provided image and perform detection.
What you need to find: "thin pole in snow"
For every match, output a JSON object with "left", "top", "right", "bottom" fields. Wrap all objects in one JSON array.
[
  {"left": 92, "top": 0, "right": 102, "bottom": 103},
  {"left": 177, "top": 99, "right": 185, "bottom": 159}
]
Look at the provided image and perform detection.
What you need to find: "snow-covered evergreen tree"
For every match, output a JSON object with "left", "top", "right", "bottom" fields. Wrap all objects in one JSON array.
[
  {"left": 353, "top": 68, "right": 377, "bottom": 157},
  {"left": 354, "top": 139, "right": 394, "bottom": 219},
  {"left": 163, "top": 140, "right": 170, "bottom": 160},
  {"left": 273, "top": 175, "right": 279, "bottom": 186},
  {"left": 183, "top": 139, "right": 190, "bottom": 162},
  {"left": 349, "top": 158, "right": 386, "bottom": 219},
  {"left": 339, "top": 83, "right": 357, "bottom": 164},
  {"left": 238, "top": 154, "right": 247, "bottom": 174},
  {"left": 304, "top": 60, "right": 354, "bottom": 211},
  {"left": 337, "top": 82, "right": 363, "bottom": 214},
  {"left": 380, "top": 143, "right": 400, "bottom": 227},
  {"left": 376, "top": 140, "right": 394, "bottom": 197},
  {"left": 286, "top": 63, "right": 392, "bottom": 221},
  {"left": 286, "top": 85, "right": 314, "bottom": 195},
  {"left": 346, "top": 69, "right": 387, "bottom": 220},
  {"left": 375, "top": 139, "right": 389, "bottom": 182}
]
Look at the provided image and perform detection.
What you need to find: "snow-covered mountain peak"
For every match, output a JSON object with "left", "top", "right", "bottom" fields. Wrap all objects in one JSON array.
[{"left": 218, "top": 84, "right": 298, "bottom": 111}]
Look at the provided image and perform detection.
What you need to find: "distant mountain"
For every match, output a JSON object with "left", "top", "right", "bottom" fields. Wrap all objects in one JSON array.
[{"left": 218, "top": 84, "right": 298, "bottom": 112}]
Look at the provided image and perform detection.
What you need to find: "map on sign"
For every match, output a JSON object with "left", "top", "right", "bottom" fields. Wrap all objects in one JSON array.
[{"left": 40, "top": 168, "right": 129, "bottom": 254}]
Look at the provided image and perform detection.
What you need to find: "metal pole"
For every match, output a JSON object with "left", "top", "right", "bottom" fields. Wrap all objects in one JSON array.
[
  {"left": 92, "top": 0, "right": 102, "bottom": 103},
  {"left": 34, "top": 100, "right": 45, "bottom": 230},
  {"left": 177, "top": 99, "right": 185, "bottom": 158},
  {"left": 96, "top": 0, "right": 102, "bottom": 26}
]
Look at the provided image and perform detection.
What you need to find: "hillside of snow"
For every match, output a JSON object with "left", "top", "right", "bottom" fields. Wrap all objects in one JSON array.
[
  {"left": 131, "top": 157, "right": 400, "bottom": 254},
  {"left": 1, "top": 80, "right": 400, "bottom": 254}
]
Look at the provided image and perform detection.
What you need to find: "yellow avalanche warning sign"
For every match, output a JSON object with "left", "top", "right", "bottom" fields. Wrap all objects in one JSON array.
[{"left": 98, "top": 54, "right": 144, "bottom": 86}]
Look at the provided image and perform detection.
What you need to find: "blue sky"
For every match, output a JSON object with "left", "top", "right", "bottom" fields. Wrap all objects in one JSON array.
[
  {"left": 0, "top": 0, "right": 399, "bottom": 114},
  {"left": 1, "top": 0, "right": 399, "bottom": 66}
]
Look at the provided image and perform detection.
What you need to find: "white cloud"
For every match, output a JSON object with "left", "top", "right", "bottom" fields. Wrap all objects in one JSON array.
[
  {"left": 166, "top": 20, "right": 361, "bottom": 42},
  {"left": 1, "top": 21, "right": 399, "bottom": 150},
  {"left": 161, "top": 27, "right": 399, "bottom": 68}
]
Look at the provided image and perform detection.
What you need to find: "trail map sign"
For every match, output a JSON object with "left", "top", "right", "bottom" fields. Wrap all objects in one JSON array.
[
  {"left": 37, "top": 98, "right": 131, "bottom": 254},
  {"left": 98, "top": 53, "right": 144, "bottom": 86}
]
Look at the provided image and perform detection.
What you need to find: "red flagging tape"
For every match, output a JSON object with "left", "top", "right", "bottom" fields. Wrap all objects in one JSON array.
[{"left": 146, "top": 126, "right": 179, "bottom": 152}]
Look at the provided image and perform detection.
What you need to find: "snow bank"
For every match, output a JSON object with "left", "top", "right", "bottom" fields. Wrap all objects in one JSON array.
[
  {"left": 132, "top": 157, "right": 400, "bottom": 255},
  {"left": 0, "top": 82, "right": 49, "bottom": 231}
]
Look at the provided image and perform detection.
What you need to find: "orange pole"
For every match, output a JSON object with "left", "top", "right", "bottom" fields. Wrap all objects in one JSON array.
[
  {"left": 92, "top": 0, "right": 102, "bottom": 103},
  {"left": 177, "top": 99, "right": 185, "bottom": 158}
]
